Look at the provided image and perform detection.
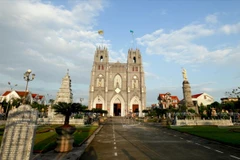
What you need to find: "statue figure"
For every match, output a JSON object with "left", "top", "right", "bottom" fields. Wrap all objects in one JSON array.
[{"left": 182, "top": 68, "right": 188, "bottom": 81}]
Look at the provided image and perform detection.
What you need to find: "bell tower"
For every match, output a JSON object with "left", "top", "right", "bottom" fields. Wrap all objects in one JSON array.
[
  {"left": 94, "top": 46, "right": 109, "bottom": 63},
  {"left": 127, "top": 48, "right": 146, "bottom": 116}
]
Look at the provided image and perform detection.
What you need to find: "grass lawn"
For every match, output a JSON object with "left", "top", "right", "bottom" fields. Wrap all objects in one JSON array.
[
  {"left": 0, "top": 124, "right": 98, "bottom": 153},
  {"left": 170, "top": 125, "right": 240, "bottom": 147}
]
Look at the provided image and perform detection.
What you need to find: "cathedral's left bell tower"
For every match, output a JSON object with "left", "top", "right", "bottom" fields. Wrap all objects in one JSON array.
[{"left": 89, "top": 46, "right": 109, "bottom": 110}]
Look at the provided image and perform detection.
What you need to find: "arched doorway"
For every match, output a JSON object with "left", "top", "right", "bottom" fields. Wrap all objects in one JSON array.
[
  {"left": 110, "top": 94, "right": 125, "bottom": 117},
  {"left": 130, "top": 96, "right": 141, "bottom": 117},
  {"left": 93, "top": 95, "right": 105, "bottom": 110}
]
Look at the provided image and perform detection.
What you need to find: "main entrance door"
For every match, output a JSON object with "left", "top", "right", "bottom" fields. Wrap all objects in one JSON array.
[
  {"left": 132, "top": 104, "right": 139, "bottom": 112},
  {"left": 114, "top": 103, "right": 121, "bottom": 116},
  {"left": 96, "top": 104, "right": 102, "bottom": 109}
]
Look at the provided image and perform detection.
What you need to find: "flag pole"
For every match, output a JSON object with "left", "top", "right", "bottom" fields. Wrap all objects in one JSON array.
[
  {"left": 98, "top": 30, "right": 104, "bottom": 48},
  {"left": 130, "top": 30, "right": 135, "bottom": 49},
  {"left": 102, "top": 32, "right": 104, "bottom": 48}
]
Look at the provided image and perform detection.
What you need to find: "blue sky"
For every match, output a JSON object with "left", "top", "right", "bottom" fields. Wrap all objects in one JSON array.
[{"left": 0, "top": 0, "right": 239, "bottom": 106}]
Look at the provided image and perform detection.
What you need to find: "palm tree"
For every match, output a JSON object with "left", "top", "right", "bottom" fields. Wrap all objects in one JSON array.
[
  {"left": 52, "top": 102, "right": 83, "bottom": 152},
  {"left": 53, "top": 102, "right": 82, "bottom": 125}
]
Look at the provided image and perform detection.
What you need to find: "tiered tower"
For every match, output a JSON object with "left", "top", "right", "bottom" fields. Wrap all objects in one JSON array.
[
  {"left": 182, "top": 68, "right": 198, "bottom": 113},
  {"left": 55, "top": 71, "right": 73, "bottom": 104},
  {"left": 88, "top": 47, "right": 146, "bottom": 117}
]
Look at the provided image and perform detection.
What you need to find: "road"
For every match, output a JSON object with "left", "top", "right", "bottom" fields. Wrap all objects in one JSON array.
[{"left": 80, "top": 117, "right": 240, "bottom": 160}]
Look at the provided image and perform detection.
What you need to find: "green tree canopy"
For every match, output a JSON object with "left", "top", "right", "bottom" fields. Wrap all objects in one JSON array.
[{"left": 53, "top": 102, "right": 83, "bottom": 125}]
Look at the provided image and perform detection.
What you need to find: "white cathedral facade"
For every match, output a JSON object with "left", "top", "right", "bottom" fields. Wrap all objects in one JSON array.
[{"left": 88, "top": 47, "right": 146, "bottom": 117}]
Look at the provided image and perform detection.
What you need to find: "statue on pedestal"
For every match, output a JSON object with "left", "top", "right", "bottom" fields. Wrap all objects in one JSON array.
[{"left": 182, "top": 68, "right": 188, "bottom": 81}]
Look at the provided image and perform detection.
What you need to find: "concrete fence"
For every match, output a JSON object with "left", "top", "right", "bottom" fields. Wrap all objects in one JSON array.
[
  {"left": 175, "top": 117, "right": 233, "bottom": 126},
  {"left": 37, "top": 118, "right": 84, "bottom": 125}
]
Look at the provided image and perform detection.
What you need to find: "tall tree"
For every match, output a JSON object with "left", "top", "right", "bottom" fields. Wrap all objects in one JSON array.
[{"left": 225, "top": 87, "right": 240, "bottom": 99}]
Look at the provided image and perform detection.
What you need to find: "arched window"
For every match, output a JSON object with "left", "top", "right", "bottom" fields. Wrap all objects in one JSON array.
[
  {"left": 114, "top": 75, "right": 122, "bottom": 88},
  {"left": 100, "top": 56, "right": 103, "bottom": 62},
  {"left": 133, "top": 57, "right": 136, "bottom": 63}
]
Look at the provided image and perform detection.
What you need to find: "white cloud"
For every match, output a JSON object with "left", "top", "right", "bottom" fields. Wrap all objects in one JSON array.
[
  {"left": 0, "top": 0, "right": 106, "bottom": 102},
  {"left": 221, "top": 22, "right": 240, "bottom": 34},
  {"left": 201, "top": 88, "right": 215, "bottom": 92},
  {"left": 136, "top": 24, "right": 240, "bottom": 64},
  {"left": 205, "top": 14, "right": 218, "bottom": 24}
]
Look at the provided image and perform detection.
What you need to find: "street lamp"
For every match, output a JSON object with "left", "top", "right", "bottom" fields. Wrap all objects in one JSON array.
[
  {"left": 46, "top": 94, "right": 52, "bottom": 105},
  {"left": 8, "top": 82, "right": 18, "bottom": 91},
  {"left": 23, "top": 69, "right": 35, "bottom": 104},
  {"left": 80, "top": 98, "right": 84, "bottom": 104}
]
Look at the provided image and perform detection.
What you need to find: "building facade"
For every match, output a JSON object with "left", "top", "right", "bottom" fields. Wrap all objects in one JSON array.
[
  {"left": 220, "top": 97, "right": 238, "bottom": 104},
  {"left": 158, "top": 92, "right": 180, "bottom": 109},
  {"left": 88, "top": 47, "right": 146, "bottom": 117},
  {"left": 192, "top": 93, "right": 214, "bottom": 107},
  {"left": 0, "top": 90, "right": 45, "bottom": 104}
]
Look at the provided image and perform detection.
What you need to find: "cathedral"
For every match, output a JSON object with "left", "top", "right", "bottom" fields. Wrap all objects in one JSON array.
[{"left": 88, "top": 47, "right": 146, "bottom": 117}]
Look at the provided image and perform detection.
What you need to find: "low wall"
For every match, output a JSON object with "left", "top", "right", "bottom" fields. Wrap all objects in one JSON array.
[
  {"left": 37, "top": 118, "right": 84, "bottom": 125},
  {"left": 0, "top": 118, "right": 85, "bottom": 125},
  {"left": 175, "top": 118, "right": 233, "bottom": 126}
]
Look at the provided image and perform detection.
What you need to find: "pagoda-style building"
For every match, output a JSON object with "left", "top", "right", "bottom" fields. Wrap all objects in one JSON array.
[{"left": 55, "top": 70, "right": 73, "bottom": 104}]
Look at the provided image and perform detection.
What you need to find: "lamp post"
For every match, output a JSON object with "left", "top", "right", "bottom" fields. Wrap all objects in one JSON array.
[
  {"left": 8, "top": 82, "right": 17, "bottom": 91},
  {"left": 5, "top": 96, "right": 13, "bottom": 119},
  {"left": 23, "top": 69, "right": 35, "bottom": 104},
  {"left": 80, "top": 98, "right": 84, "bottom": 104}
]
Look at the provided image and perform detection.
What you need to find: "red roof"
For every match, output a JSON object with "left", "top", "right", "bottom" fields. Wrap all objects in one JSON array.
[
  {"left": 32, "top": 94, "right": 37, "bottom": 98},
  {"left": 38, "top": 95, "right": 44, "bottom": 100},
  {"left": 15, "top": 91, "right": 29, "bottom": 97},
  {"left": 171, "top": 96, "right": 180, "bottom": 102},
  {"left": 1, "top": 90, "right": 29, "bottom": 97},
  {"left": 158, "top": 93, "right": 180, "bottom": 102},
  {"left": 192, "top": 93, "right": 203, "bottom": 98},
  {"left": 2, "top": 91, "right": 11, "bottom": 96}
]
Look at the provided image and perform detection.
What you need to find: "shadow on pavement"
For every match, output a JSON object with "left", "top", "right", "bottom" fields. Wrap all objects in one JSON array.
[
  {"left": 80, "top": 146, "right": 98, "bottom": 160},
  {"left": 122, "top": 149, "right": 136, "bottom": 160}
]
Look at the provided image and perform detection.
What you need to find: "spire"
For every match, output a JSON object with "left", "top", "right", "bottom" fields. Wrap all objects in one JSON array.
[{"left": 55, "top": 72, "right": 73, "bottom": 104}]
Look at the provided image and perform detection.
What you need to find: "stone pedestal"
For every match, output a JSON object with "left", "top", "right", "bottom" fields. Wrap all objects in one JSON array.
[
  {"left": 55, "top": 125, "right": 76, "bottom": 152},
  {"left": 55, "top": 135, "right": 74, "bottom": 152},
  {"left": 92, "top": 121, "right": 99, "bottom": 126},
  {"left": 99, "top": 117, "right": 104, "bottom": 124},
  {"left": 161, "top": 119, "right": 167, "bottom": 126}
]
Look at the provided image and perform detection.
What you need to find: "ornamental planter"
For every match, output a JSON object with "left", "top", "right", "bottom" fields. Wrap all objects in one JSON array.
[{"left": 55, "top": 124, "right": 76, "bottom": 152}]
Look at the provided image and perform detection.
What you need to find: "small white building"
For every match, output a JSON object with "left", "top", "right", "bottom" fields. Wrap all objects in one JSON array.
[
  {"left": 0, "top": 90, "right": 32, "bottom": 103},
  {"left": 0, "top": 90, "right": 45, "bottom": 104},
  {"left": 192, "top": 93, "right": 214, "bottom": 106}
]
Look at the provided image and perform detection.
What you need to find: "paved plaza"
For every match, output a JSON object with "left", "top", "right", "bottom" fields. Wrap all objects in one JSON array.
[{"left": 80, "top": 117, "right": 240, "bottom": 160}]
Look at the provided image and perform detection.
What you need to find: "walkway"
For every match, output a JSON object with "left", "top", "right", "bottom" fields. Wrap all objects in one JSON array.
[{"left": 80, "top": 117, "right": 240, "bottom": 160}]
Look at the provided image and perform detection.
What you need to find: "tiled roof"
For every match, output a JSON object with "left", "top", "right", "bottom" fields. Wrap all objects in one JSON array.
[
  {"left": 2, "top": 91, "right": 11, "bottom": 96},
  {"left": 38, "top": 95, "right": 44, "bottom": 100},
  {"left": 192, "top": 93, "right": 203, "bottom": 98},
  {"left": 158, "top": 93, "right": 180, "bottom": 102},
  {"left": 171, "top": 96, "right": 180, "bottom": 102},
  {"left": 15, "top": 91, "right": 29, "bottom": 97},
  {"left": 32, "top": 94, "right": 37, "bottom": 98}
]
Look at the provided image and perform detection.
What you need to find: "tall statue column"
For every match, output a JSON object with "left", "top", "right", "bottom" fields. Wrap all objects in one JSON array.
[
  {"left": 182, "top": 68, "right": 188, "bottom": 81},
  {"left": 182, "top": 68, "right": 197, "bottom": 113}
]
